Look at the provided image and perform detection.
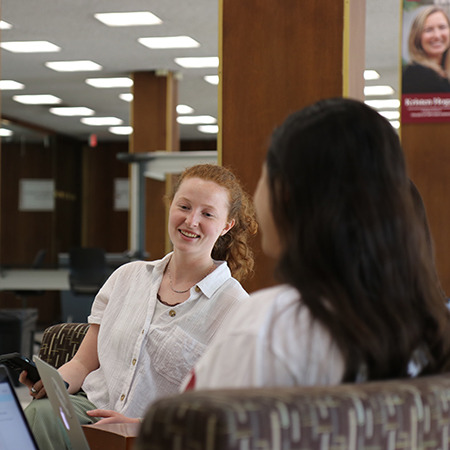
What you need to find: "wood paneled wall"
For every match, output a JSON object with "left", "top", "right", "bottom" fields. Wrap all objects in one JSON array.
[
  {"left": 220, "top": 0, "right": 365, "bottom": 293},
  {"left": 402, "top": 123, "right": 450, "bottom": 295}
]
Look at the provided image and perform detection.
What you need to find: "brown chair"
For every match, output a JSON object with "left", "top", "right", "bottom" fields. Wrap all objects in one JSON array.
[
  {"left": 38, "top": 322, "right": 90, "bottom": 368},
  {"left": 136, "top": 373, "right": 450, "bottom": 450},
  {"left": 38, "top": 322, "right": 138, "bottom": 449}
]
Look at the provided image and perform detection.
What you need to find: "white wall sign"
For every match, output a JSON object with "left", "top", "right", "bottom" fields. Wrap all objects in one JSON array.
[
  {"left": 19, "top": 179, "right": 55, "bottom": 211},
  {"left": 114, "top": 178, "right": 129, "bottom": 211}
]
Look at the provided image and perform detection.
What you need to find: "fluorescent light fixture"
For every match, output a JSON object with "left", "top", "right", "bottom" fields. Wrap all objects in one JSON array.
[
  {"left": 94, "top": 11, "right": 162, "bottom": 26},
  {"left": 378, "top": 110, "right": 400, "bottom": 120},
  {"left": 86, "top": 77, "right": 133, "bottom": 88},
  {"left": 1, "top": 41, "right": 60, "bottom": 53},
  {"left": 0, "top": 80, "right": 25, "bottom": 90},
  {"left": 119, "top": 93, "right": 133, "bottom": 102},
  {"left": 364, "top": 85, "right": 395, "bottom": 96},
  {"left": 175, "top": 57, "right": 219, "bottom": 68},
  {"left": 109, "top": 126, "right": 133, "bottom": 135},
  {"left": 13, "top": 94, "right": 62, "bottom": 105},
  {"left": 390, "top": 121, "right": 400, "bottom": 129},
  {"left": 0, "top": 21, "right": 12, "bottom": 30},
  {"left": 138, "top": 36, "right": 199, "bottom": 49},
  {"left": 198, "top": 125, "right": 218, "bottom": 134},
  {"left": 365, "top": 99, "right": 400, "bottom": 109},
  {"left": 0, "top": 128, "right": 13, "bottom": 137},
  {"left": 45, "top": 60, "right": 102, "bottom": 72},
  {"left": 81, "top": 117, "right": 123, "bottom": 126},
  {"left": 204, "top": 75, "right": 219, "bottom": 85},
  {"left": 177, "top": 115, "right": 216, "bottom": 125},
  {"left": 50, "top": 107, "right": 95, "bottom": 116},
  {"left": 176, "top": 104, "right": 194, "bottom": 114},
  {"left": 364, "top": 70, "right": 380, "bottom": 80}
]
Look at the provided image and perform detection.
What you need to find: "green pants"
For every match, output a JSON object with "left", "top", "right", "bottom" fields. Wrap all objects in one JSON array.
[{"left": 25, "top": 391, "right": 99, "bottom": 450}]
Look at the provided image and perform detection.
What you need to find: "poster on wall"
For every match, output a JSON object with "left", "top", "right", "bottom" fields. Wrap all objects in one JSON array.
[
  {"left": 19, "top": 179, "right": 55, "bottom": 211},
  {"left": 402, "top": 0, "right": 450, "bottom": 123}
]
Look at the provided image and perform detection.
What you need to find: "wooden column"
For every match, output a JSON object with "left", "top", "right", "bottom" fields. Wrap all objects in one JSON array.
[
  {"left": 129, "top": 71, "right": 179, "bottom": 260},
  {"left": 402, "top": 123, "right": 450, "bottom": 295},
  {"left": 220, "top": 0, "right": 366, "bottom": 293}
]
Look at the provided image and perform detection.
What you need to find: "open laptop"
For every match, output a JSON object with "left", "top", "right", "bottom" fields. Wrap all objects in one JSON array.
[
  {"left": 0, "top": 364, "right": 40, "bottom": 450},
  {"left": 33, "top": 356, "right": 90, "bottom": 450}
]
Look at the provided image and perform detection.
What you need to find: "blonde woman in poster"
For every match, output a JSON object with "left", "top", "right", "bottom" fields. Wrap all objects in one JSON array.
[{"left": 403, "top": 5, "right": 450, "bottom": 93}]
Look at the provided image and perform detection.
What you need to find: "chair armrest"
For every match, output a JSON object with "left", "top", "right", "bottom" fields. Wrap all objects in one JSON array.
[
  {"left": 38, "top": 323, "right": 90, "bottom": 368},
  {"left": 82, "top": 423, "right": 139, "bottom": 450}
]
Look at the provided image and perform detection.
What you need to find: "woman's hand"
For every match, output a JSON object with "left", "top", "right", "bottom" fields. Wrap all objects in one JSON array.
[
  {"left": 86, "top": 409, "right": 140, "bottom": 425},
  {"left": 18, "top": 371, "right": 47, "bottom": 399}
]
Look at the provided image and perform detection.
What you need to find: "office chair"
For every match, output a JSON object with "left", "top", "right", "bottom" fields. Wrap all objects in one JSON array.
[
  {"left": 68, "top": 247, "right": 108, "bottom": 296},
  {"left": 14, "top": 249, "right": 47, "bottom": 308}
]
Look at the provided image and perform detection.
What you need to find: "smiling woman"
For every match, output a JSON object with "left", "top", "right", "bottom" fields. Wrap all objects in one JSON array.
[
  {"left": 21, "top": 164, "right": 258, "bottom": 450},
  {"left": 403, "top": 5, "right": 450, "bottom": 93}
]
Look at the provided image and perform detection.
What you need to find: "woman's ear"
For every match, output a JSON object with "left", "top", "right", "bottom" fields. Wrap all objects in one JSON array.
[{"left": 221, "top": 218, "right": 235, "bottom": 236}]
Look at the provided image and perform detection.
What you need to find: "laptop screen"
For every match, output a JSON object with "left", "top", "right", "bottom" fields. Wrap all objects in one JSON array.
[{"left": 0, "top": 365, "right": 39, "bottom": 450}]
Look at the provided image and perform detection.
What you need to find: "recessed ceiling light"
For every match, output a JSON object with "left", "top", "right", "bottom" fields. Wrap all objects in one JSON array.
[
  {"left": 198, "top": 125, "right": 218, "bottom": 134},
  {"left": 0, "top": 128, "right": 13, "bottom": 137},
  {"left": 81, "top": 117, "right": 123, "bottom": 126},
  {"left": 204, "top": 75, "right": 219, "bottom": 85},
  {"left": 1, "top": 41, "right": 61, "bottom": 53},
  {"left": 0, "top": 21, "right": 12, "bottom": 30},
  {"left": 174, "top": 57, "right": 219, "bottom": 68},
  {"left": 364, "top": 85, "right": 395, "bottom": 96},
  {"left": 13, "top": 94, "right": 62, "bottom": 105},
  {"left": 0, "top": 80, "right": 25, "bottom": 90},
  {"left": 119, "top": 93, "right": 133, "bottom": 102},
  {"left": 177, "top": 115, "right": 216, "bottom": 125},
  {"left": 109, "top": 126, "right": 133, "bottom": 135},
  {"left": 86, "top": 77, "right": 133, "bottom": 88},
  {"left": 390, "top": 121, "right": 400, "bottom": 129},
  {"left": 94, "top": 11, "right": 162, "bottom": 26},
  {"left": 364, "top": 70, "right": 380, "bottom": 80},
  {"left": 45, "top": 60, "right": 102, "bottom": 72},
  {"left": 138, "top": 36, "right": 200, "bottom": 49},
  {"left": 365, "top": 99, "right": 400, "bottom": 109},
  {"left": 378, "top": 110, "right": 400, "bottom": 120},
  {"left": 176, "top": 104, "right": 194, "bottom": 114},
  {"left": 50, "top": 107, "right": 95, "bottom": 116}
]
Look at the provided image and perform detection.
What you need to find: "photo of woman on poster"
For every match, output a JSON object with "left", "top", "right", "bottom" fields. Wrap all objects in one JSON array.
[{"left": 403, "top": 5, "right": 450, "bottom": 93}]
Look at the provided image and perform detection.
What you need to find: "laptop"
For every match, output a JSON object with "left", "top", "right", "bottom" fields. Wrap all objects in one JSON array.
[
  {"left": 33, "top": 356, "right": 90, "bottom": 450},
  {"left": 0, "top": 364, "right": 40, "bottom": 450}
]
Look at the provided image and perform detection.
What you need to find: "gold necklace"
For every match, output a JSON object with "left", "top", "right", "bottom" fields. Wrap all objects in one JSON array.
[{"left": 167, "top": 261, "right": 215, "bottom": 294}]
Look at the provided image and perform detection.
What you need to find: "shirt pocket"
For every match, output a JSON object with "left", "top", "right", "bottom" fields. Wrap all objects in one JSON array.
[{"left": 149, "top": 325, "right": 207, "bottom": 385}]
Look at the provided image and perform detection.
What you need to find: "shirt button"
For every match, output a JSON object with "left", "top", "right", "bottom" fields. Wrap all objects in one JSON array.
[
  {"left": 120, "top": 394, "right": 125, "bottom": 401},
  {"left": 169, "top": 309, "right": 176, "bottom": 317},
  {"left": 132, "top": 358, "right": 137, "bottom": 366},
  {"left": 195, "top": 286, "right": 201, "bottom": 293}
]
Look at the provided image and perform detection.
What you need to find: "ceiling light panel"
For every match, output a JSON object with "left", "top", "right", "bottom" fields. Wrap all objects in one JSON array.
[
  {"left": 86, "top": 77, "right": 133, "bottom": 88},
  {"left": 81, "top": 117, "right": 123, "bottom": 126},
  {"left": 109, "top": 126, "right": 133, "bottom": 135},
  {"left": 177, "top": 115, "right": 216, "bottom": 125},
  {"left": 365, "top": 99, "right": 400, "bottom": 109},
  {"left": 13, "top": 94, "right": 62, "bottom": 105},
  {"left": 45, "top": 60, "right": 102, "bottom": 72},
  {"left": 198, "top": 125, "right": 218, "bottom": 134},
  {"left": 94, "top": 11, "right": 162, "bottom": 26},
  {"left": 0, "top": 128, "right": 13, "bottom": 137},
  {"left": 138, "top": 36, "right": 200, "bottom": 49},
  {"left": 176, "top": 104, "right": 194, "bottom": 114},
  {"left": 50, "top": 107, "right": 95, "bottom": 116},
  {"left": 364, "top": 70, "right": 380, "bottom": 80},
  {"left": 364, "top": 85, "right": 395, "bottom": 96},
  {"left": 204, "top": 75, "right": 219, "bottom": 85},
  {"left": 0, "top": 80, "right": 25, "bottom": 90},
  {"left": 119, "top": 93, "right": 133, "bottom": 102},
  {"left": 0, "top": 21, "right": 12, "bottom": 30},
  {"left": 1, "top": 41, "right": 61, "bottom": 53},
  {"left": 174, "top": 57, "right": 219, "bottom": 68}
]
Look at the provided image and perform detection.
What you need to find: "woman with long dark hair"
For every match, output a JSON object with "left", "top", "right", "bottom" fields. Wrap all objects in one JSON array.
[{"left": 186, "top": 98, "right": 450, "bottom": 388}]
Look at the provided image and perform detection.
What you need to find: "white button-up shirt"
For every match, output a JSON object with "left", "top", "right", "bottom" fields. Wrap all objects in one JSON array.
[{"left": 82, "top": 252, "right": 248, "bottom": 418}]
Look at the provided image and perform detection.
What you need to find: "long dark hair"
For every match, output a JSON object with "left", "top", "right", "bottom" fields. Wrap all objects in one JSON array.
[{"left": 266, "top": 97, "right": 450, "bottom": 381}]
